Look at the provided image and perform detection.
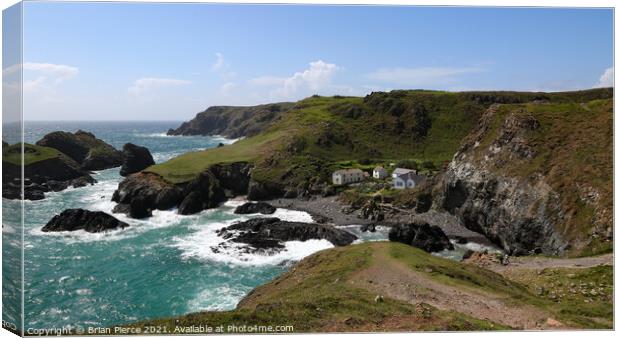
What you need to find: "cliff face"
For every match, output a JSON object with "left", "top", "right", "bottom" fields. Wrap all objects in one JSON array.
[
  {"left": 434, "top": 99, "right": 613, "bottom": 256},
  {"left": 167, "top": 102, "right": 294, "bottom": 138},
  {"left": 112, "top": 162, "right": 253, "bottom": 217}
]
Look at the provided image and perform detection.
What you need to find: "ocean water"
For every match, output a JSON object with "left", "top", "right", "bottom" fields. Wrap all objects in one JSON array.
[{"left": 2, "top": 121, "right": 386, "bottom": 330}]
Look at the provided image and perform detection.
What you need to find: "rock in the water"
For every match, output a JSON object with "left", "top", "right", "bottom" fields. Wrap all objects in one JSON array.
[
  {"left": 42, "top": 209, "right": 129, "bottom": 233},
  {"left": 119, "top": 143, "right": 155, "bottom": 176},
  {"left": 112, "top": 172, "right": 182, "bottom": 214},
  {"left": 217, "top": 217, "right": 357, "bottom": 252},
  {"left": 36, "top": 130, "right": 124, "bottom": 170},
  {"left": 234, "top": 202, "right": 276, "bottom": 215},
  {"left": 388, "top": 220, "right": 454, "bottom": 253},
  {"left": 112, "top": 162, "right": 253, "bottom": 218}
]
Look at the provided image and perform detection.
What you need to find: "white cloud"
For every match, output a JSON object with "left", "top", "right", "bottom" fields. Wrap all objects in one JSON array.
[
  {"left": 211, "top": 52, "right": 226, "bottom": 72},
  {"left": 220, "top": 82, "right": 236, "bottom": 95},
  {"left": 3, "top": 62, "right": 79, "bottom": 92},
  {"left": 366, "top": 66, "right": 483, "bottom": 87},
  {"left": 249, "top": 60, "right": 339, "bottom": 99},
  {"left": 128, "top": 77, "right": 191, "bottom": 95},
  {"left": 211, "top": 52, "right": 235, "bottom": 79},
  {"left": 596, "top": 67, "right": 614, "bottom": 87}
]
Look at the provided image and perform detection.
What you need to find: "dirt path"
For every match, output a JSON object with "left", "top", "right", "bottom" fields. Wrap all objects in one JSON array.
[
  {"left": 474, "top": 253, "right": 613, "bottom": 274},
  {"left": 350, "top": 243, "right": 561, "bottom": 330}
]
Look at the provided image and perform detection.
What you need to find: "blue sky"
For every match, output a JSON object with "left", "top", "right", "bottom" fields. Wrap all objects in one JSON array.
[{"left": 10, "top": 2, "right": 615, "bottom": 120}]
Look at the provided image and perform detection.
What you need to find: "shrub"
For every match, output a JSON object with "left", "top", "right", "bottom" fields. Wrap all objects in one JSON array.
[
  {"left": 421, "top": 161, "right": 436, "bottom": 170},
  {"left": 395, "top": 159, "right": 418, "bottom": 170}
]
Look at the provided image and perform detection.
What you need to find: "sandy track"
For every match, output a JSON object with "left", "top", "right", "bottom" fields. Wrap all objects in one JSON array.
[{"left": 349, "top": 243, "right": 562, "bottom": 329}]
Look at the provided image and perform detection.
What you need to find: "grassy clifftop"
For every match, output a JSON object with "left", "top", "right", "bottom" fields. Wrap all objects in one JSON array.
[
  {"left": 126, "top": 242, "right": 612, "bottom": 332},
  {"left": 2, "top": 143, "right": 63, "bottom": 166},
  {"left": 147, "top": 88, "right": 612, "bottom": 185}
]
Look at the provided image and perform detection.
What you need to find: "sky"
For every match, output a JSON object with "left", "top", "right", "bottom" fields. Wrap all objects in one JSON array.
[{"left": 4, "top": 2, "right": 615, "bottom": 120}]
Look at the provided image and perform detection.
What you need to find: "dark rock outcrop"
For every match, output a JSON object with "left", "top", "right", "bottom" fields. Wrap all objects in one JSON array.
[
  {"left": 247, "top": 180, "right": 285, "bottom": 200},
  {"left": 167, "top": 103, "right": 294, "bottom": 138},
  {"left": 178, "top": 171, "right": 227, "bottom": 215},
  {"left": 112, "top": 162, "right": 253, "bottom": 218},
  {"left": 388, "top": 220, "right": 454, "bottom": 253},
  {"left": 210, "top": 162, "right": 252, "bottom": 197},
  {"left": 234, "top": 202, "right": 276, "bottom": 215},
  {"left": 119, "top": 143, "right": 155, "bottom": 176},
  {"left": 216, "top": 217, "right": 357, "bottom": 252},
  {"left": 42, "top": 209, "right": 129, "bottom": 233},
  {"left": 2, "top": 144, "right": 96, "bottom": 200},
  {"left": 358, "top": 199, "right": 384, "bottom": 222},
  {"left": 111, "top": 172, "right": 182, "bottom": 217},
  {"left": 36, "top": 130, "right": 123, "bottom": 170}
]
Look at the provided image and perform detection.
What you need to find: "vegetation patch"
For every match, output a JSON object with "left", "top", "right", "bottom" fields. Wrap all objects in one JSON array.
[{"left": 2, "top": 143, "right": 63, "bottom": 166}]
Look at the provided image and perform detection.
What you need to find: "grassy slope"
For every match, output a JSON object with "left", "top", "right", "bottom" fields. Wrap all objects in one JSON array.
[
  {"left": 147, "top": 88, "right": 612, "bottom": 185},
  {"left": 125, "top": 242, "right": 612, "bottom": 332},
  {"left": 473, "top": 98, "right": 613, "bottom": 256},
  {"left": 501, "top": 264, "right": 613, "bottom": 328},
  {"left": 2, "top": 143, "right": 63, "bottom": 166}
]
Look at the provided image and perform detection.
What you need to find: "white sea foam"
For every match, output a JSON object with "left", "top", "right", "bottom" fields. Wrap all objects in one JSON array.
[
  {"left": 221, "top": 198, "right": 314, "bottom": 223},
  {"left": 186, "top": 285, "right": 251, "bottom": 312},
  {"left": 174, "top": 224, "right": 334, "bottom": 266},
  {"left": 340, "top": 224, "right": 390, "bottom": 243},
  {"left": 172, "top": 202, "right": 331, "bottom": 266}
]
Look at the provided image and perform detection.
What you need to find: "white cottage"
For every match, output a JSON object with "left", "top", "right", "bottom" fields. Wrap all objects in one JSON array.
[
  {"left": 332, "top": 169, "right": 365, "bottom": 186},
  {"left": 373, "top": 166, "right": 388, "bottom": 179},
  {"left": 393, "top": 171, "right": 426, "bottom": 190}
]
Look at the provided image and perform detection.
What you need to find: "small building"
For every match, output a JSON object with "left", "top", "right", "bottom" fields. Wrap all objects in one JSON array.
[
  {"left": 393, "top": 171, "right": 426, "bottom": 190},
  {"left": 392, "top": 167, "right": 416, "bottom": 178},
  {"left": 332, "top": 169, "right": 365, "bottom": 186},
  {"left": 373, "top": 166, "right": 388, "bottom": 179}
]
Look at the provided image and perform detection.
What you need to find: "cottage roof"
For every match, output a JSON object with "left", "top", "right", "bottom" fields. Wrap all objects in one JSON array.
[
  {"left": 392, "top": 168, "right": 415, "bottom": 176},
  {"left": 334, "top": 168, "right": 364, "bottom": 175}
]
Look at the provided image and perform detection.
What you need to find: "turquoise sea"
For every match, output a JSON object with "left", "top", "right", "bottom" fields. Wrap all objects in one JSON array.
[{"left": 2, "top": 121, "right": 390, "bottom": 331}]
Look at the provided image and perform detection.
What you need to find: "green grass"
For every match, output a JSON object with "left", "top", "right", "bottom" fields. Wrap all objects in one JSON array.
[
  {"left": 502, "top": 264, "right": 613, "bottom": 328},
  {"left": 2, "top": 143, "right": 63, "bottom": 166},
  {"left": 146, "top": 130, "right": 285, "bottom": 183}
]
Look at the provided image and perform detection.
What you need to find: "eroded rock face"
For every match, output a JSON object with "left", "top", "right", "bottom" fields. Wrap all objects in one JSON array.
[
  {"left": 42, "top": 209, "right": 129, "bottom": 233},
  {"left": 388, "top": 221, "right": 454, "bottom": 253},
  {"left": 111, "top": 172, "right": 182, "bottom": 216},
  {"left": 234, "top": 202, "right": 276, "bottom": 215},
  {"left": 178, "top": 171, "right": 227, "bottom": 215},
  {"left": 247, "top": 180, "right": 285, "bottom": 200},
  {"left": 111, "top": 162, "right": 254, "bottom": 218},
  {"left": 433, "top": 106, "right": 568, "bottom": 256},
  {"left": 36, "top": 130, "right": 124, "bottom": 170},
  {"left": 119, "top": 143, "right": 155, "bottom": 176},
  {"left": 216, "top": 217, "right": 357, "bottom": 253}
]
